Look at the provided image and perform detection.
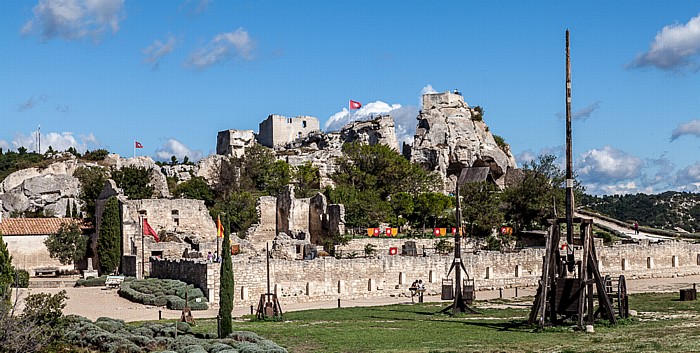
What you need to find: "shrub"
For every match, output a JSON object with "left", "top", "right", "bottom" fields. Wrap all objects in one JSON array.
[
  {"left": 13, "top": 269, "right": 29, "bottom": 288},
  {"left": 118, "top": 278, "right": 208, "bottom": 310},
  {"left": 75, "top": 276, "right": 107, "bottom": 287}
]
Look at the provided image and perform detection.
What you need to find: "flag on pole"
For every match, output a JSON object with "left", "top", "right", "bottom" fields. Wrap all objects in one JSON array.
[
  {"left": 217, "top": 216, "right": 224, "bottom": 238},
  {"left": 143, "top": 219, "right": 160, "bottom": 242},
  {"left": 135, "top": 141, "right": 144, "bottom": 148},
  {"left": 349, "top": 100, "right": 362, "bottom": 110}
]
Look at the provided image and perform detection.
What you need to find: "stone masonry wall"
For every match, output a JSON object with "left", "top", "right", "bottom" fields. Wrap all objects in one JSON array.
[{"left": 153, "top": 240, "right": 700, "bottom": 309}]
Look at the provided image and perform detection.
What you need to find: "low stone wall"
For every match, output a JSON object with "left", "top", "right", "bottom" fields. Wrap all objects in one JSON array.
[
  {"left": 151, "top": 240, "right": 700, "bottom": 309},
  {"left": 150, "top": 258, "right": 216, "bottom": 302}
]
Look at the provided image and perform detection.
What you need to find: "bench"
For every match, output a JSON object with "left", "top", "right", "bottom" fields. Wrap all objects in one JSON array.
[
  {"left": 105, "top": 275, "right": 125, "bottom": 288},
  {"left": 34, "top": 267, "right": 59, "bottom": 277}
]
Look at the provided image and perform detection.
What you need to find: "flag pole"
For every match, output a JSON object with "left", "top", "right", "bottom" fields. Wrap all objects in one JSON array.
[
  {"left": 133, "top": 141, "right": 136, "bottom": 159},
  {"left": 140, "top": 215, "right": 145, "bottom": 279},
  {"left": 217, "top": 214, "right": 221, "bottom": 261}
]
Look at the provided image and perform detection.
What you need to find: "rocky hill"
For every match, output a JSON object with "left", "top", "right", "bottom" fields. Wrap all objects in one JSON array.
[
  {"left": 580, "top": 191, "right": 700, "bottom": 233},
  {"left": 1, "top": 91, "right": 516, "bottom": 218}
]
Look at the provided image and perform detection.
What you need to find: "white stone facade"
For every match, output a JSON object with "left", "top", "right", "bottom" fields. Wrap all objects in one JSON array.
[{"left": 257, "top": 114, "right": 320, "bottom": 148}]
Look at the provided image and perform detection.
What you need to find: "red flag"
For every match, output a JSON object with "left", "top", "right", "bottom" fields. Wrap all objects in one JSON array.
[
  {"left": 349, "top": 100, "right": 362, "bottom": 110},
  {"left": 217, "top": 216, "right": 224, "bottom": 239},
  {"left": 389, "top": 247, "right": 398, "bottom": 255},
  {"left": 143, "top": 219, "right": 160, "bottom": 242},
  {"left": 373, "top": 228, "right": 380, "bottom": 236},
  {"left": 135, "top": 141, "right": 144, "bottom": 148},
  {"left": 434, "top": 228, "right": 441, "bottom": 237}
]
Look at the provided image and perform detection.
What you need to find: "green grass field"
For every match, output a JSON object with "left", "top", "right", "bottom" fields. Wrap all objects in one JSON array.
[{"left": 190, "top": 293, "right": 700, "bottom": 353}]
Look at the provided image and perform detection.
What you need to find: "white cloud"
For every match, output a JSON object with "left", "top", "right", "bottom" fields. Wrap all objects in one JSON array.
[
  {"left": 0, "top": 140, "right": 9, "bottom": 151},
  {"left": 420, "top": 84, "right": 437, "bottom": 95},
  {"left": 556, "top": 101, "right": 601, "bottom": 121},
  {"left": 22, "top": 0, "right": 125, "bottom": 41},
  {"left": 670, "top": 119, "right": 700, "bottom": 141},
  {"left": 673, "top": 162, "right": 700, "bottom": 192},
  {"left": 578, "top": 146, "right": 644, "bottom": 183},
  {"left": 155, "top": 139, "right": 203, "bottom": 162},
  {"left": 628, "top": 13, "right": 700, "bottom": 71},
  {"left": 324, "top": 101, "right": 419, "bottom": 148},
  {"left": 515, "top": 150, "right": 536, "bottom": 167},
  {"left": 186, "top": 28, "right": 254, "bottom": 69},
  {"left": 12, "top": 130, "right": 99, "bottom": 153},
  {"left": 143, "top": 35, "right": 177, "bottom": 68}
]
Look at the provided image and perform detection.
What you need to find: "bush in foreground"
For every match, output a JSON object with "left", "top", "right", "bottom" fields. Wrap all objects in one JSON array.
[{"left": 62, "top": 316, "right": 287, "bottom": 353}]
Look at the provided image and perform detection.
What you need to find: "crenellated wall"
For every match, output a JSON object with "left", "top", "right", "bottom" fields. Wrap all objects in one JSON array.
[{"left": 151, "top": 240, "right": 700, "bottom": 309}]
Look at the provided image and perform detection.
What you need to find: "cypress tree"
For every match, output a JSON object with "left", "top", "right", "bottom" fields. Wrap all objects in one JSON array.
[
  {"left": 219, "top": 216, "right": 234, "bottom": 337},
  {"left": 98, "top": 197, "right": 121, "bottom": 274},
  {"left": 65, "top": 201, "right": 72, "bottom": 218},
  {"left": 72, "top": 201, "right": 79, "bottom": 219},
  {"left": 0, "top": 231, "right": 14, "bottom": 301}
]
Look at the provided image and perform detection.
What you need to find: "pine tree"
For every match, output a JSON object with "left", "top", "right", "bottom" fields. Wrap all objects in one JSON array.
[
  {"left": 219, "top": 216, "right": 234, "bottom": 337},
  {"left": 0, "top": 231, "right": 14, "bottom": 301},
  {"left": 97, "top": 197, "right": 121, "bottom": 274}
]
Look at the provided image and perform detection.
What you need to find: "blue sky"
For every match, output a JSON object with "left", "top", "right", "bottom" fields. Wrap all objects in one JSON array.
[{"left": 2, "top": 0, "right": 700, "bottom": 195}]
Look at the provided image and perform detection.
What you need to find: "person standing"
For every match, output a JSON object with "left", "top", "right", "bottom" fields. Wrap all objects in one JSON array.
[{"left": 633, "top": 221, "right": 639, "bottom": 235}]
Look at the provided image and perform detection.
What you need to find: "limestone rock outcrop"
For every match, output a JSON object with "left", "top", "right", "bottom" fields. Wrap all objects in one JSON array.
[
  {"left": 409, "top": 91, "right": 517, "bottom": 191},
  {"left": 275, "top": 115, "right": 400, "bottom": 187}
]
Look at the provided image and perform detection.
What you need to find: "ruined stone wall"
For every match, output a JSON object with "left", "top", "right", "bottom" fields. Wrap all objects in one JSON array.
[
  {"left": 156, "top": 241, "right": 700, "bottom": 309},
  {"left": 257, "top": 115, "right": 320, "bottom": 148},
  {"left": 245, "top": 196, "right": 277, "bottom": 251},
  {"left": 216, "top": 130, "right": 256, "bottom": 157}
]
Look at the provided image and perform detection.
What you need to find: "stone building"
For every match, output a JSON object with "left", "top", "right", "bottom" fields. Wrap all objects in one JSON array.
[
  {"left": 215, "top": 129, "right": 256, "bottom": 157},
  {"left": 0, "top": 215, "right": 78, "bottom": 274},
  {"left": 257, "top": 114, "right": 320, "bottom": 148},
  {"left": 95, "top": 181, "right": 216, "bottom": 278}
]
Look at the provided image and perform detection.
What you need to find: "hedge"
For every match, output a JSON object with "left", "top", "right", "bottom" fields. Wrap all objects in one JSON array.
[{"left": 118, "top": 278, "right": 209, "bottom": 310}]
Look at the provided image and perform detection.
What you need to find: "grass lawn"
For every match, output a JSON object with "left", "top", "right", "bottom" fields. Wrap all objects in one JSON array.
[{"left": 190, "top": 293, "right": 700, "bottom": 353}]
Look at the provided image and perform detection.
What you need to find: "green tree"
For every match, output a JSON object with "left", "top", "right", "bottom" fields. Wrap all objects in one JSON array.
[
  {"left": 73, "top": 166, "right": 108, "bottom": 226},
  {"left": 111, "top": 166, "right": 154, "bottom": 199},
  {"left": 0, "top": 290, "right": 68, "bottom": 352},
  {"left": 216, "top": 145, "right": 292, "bottom": 197},
  {"left": 170, "top": 155, "right": 178, "bottom": 166},
  {"left": 293, "top": 162, "right": 320, "bottom": 198},
  {"left": 413, "top": 192, "right": 453, "bottom": 233},
  {"left": 219, "top": 216, "right": 234, "bottom": 337},
  {"left": 72, "top": 200, "right": 79, "bottom": 219},
  {"left": 460, "top": 181, "right": 504, "bottom": 237},
  {"left": 82, "top": 148, "right": 109, "bottom": 161},
  {"left": 210, "top": 191, "right": 258, "bottom": 237},
  {"left": 501, "top": 155, "right": 582, "bottom": 233},
  {"left": 173, "top": 176, "right": 214, "bottom": 206},
  {"left": 333, "top": 142, "right": 435, "bottom": 199},
  {"left": 0, "top": 231, "right": 13, "bottom": 301},
  {"left": 65, "top": 201, "right": 72, "bottom": 218},
  {"left": 390, "top": 192, "right": 414, "bottom": 228},
  {"left": 45, "top": 222, "right": 87, "bottom": 265},
  {"left": 97, "top": 197, "right": 121, "bottom": 274}
]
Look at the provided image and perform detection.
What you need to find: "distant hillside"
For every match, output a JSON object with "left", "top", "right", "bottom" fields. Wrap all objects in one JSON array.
[{"left": 580, "top": 191, "right": 700, "bottom": 233}]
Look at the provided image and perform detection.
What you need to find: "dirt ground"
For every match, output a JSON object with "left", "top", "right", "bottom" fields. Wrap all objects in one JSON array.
[{"left": 11, "top": 274, "right": 700, "bottom": 322}]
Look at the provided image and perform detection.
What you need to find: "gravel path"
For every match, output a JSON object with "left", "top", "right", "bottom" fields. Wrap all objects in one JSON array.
[{"left": 11, "top": 274, "right": 700, "bottom": 322}]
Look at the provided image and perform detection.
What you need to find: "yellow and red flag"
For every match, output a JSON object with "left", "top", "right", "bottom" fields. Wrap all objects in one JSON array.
[{"left": 217, "top": 215, "right": 224, "bottom": 238}]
